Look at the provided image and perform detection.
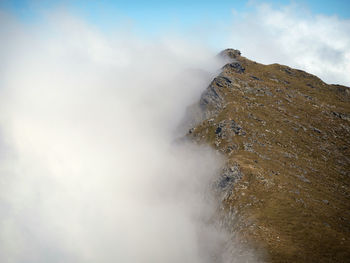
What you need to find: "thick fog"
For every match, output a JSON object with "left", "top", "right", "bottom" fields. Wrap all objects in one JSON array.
[{"left": 0, "top": 12, "right": 260, "bottom": 263}]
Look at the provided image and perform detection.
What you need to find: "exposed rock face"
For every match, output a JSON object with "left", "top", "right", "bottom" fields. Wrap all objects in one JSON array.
[{"left": 189, "top": 49, "right": 350, "bottom": 262}]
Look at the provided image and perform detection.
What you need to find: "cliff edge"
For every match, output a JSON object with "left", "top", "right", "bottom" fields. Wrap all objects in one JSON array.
[{"left": 188, "top": 49, "right": 350, "bottom": 262}]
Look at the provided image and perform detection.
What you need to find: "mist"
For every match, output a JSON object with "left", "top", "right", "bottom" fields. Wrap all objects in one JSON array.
[
  {"left": 226, "top": 3, "right": 350, "bottom": 86},
  {"left": 0, "top": 11, "right": 260, "bottom": 263}
]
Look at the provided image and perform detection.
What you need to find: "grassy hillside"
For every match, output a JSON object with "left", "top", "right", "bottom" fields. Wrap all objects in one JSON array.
[{"left": 188, "top": 49, "right": 350, "bottom": 262}]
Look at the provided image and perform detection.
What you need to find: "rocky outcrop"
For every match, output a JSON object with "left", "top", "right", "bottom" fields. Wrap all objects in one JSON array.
[{"left": 188, "top": 49, "right": 350, "bottom": 262}]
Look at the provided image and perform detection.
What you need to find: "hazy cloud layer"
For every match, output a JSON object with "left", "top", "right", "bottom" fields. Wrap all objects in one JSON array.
[
  {"left": 3, "top": 2, "right": 347, "bottom": 262},
  {"left": 0, "top": 11, "right": 244, "bottom": 263},
  {"left": 227, "top": 3, "right": 350, "bottom": 86}
]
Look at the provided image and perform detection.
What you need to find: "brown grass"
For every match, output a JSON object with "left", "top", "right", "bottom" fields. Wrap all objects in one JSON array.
[{"left": 190, "top": 54, "right": 350, "bottom": 262}]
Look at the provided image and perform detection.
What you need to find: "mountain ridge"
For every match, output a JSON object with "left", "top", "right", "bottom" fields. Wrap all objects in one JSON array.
[{"left": 188, "top": 49, "right": 350, "bottom": 262}]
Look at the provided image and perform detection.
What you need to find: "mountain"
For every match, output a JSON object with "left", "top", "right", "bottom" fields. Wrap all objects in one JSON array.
[{"left": 188, "top": 49, "right": 350, "bottom": 262}]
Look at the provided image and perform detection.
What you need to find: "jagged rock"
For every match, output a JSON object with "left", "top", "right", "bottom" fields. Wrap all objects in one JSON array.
[
  {"left": 250, "top": 75, "right": 261, "bottom": 81},
  {"left": 218, "top": 165, "right": 243, "bottom": 189},
  {"left": 230, "top": 120, "right": 245, "bottom": 135},
  {"left": 295, "top": 174, "right": 311, "bottom": 183},
  {"left": 219, "top": 48, "right": 241, "bottom": 60},
  {"left": 214, "top": 120, "right": 245, "bottom": 139},
  {"left": 333, "top": 111, "right": 350, "bottom": 121},
  {"left": 199, "top": 79, "right": 227, "bottom": 119},
  {"left": 224, "top": 62, "right": 245, "bottom": 73},
  {"left": 312, "top": 127, "right": 322, "bottom": 133},
  {"left": 189, "top": 48, "right": 350, "bottom": 263},
  {"left": 243, "top": 142, "right": 254, "bottom": 152}
]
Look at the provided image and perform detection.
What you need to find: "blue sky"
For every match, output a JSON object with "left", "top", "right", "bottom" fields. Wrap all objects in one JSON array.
[
  {"left": 1, "top": 0, "right": 349, "bottom": 31},
  {"left": 1, "top": 0, "right": 350, "bottom": 85}
]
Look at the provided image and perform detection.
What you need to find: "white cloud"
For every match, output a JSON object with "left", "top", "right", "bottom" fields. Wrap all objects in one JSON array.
[
  {"left": 226, "top": 3, "right": 350, "bottom": 86},
  {"left": 0, "top": 11, "right": 259, "bottom": 263}
]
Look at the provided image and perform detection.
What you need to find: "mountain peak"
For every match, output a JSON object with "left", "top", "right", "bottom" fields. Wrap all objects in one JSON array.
[
  {"left": 188, "top": 49, "right": 350, "bottom": 262},
  {"left": 218, "top": 48, "right": 242, "bottom": 60}
]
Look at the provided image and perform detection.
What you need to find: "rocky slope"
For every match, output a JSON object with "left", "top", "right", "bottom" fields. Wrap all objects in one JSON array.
[{"left": 188, "top": 49, "right": 350, "bottom": 262}]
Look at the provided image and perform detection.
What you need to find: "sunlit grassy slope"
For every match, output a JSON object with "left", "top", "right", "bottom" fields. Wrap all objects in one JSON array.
[{"left": 189, "top": 49, "right": 350, "bottom": 262}]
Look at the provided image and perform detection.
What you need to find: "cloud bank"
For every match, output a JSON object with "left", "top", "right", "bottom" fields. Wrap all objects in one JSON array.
[
  {"left": 3, "top": 2, "right": 347, "bottom": 262},
  {"left": 0, "top": 11, "right": 247, "bottom": 263},
  {"left": 227, "top": 3, "right": 350, "bottom": 86}
]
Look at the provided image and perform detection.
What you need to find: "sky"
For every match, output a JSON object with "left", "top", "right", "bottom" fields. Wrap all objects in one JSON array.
[
  {"left": 0, "top": 1, "right": 349, "bottom": 262},
  {"left": 0, "top": 4, "right": 257, "bottom": 261},
  {"left": 1, "top": 0, "right": 349, "bottom": 86},
  {"left": 1, "top": 0, "right": 350, "bottom": 34}
]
